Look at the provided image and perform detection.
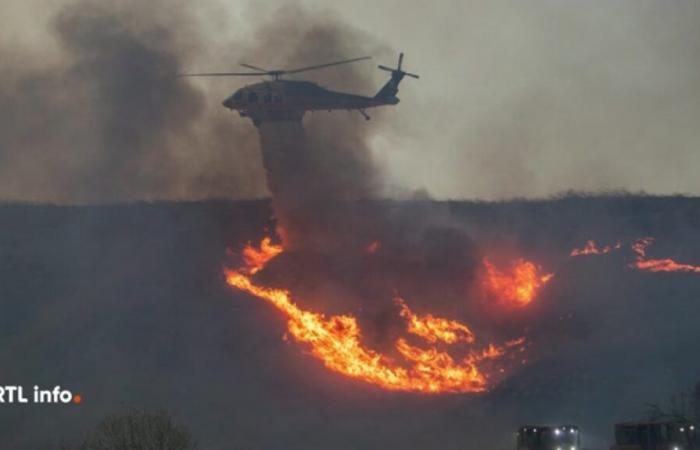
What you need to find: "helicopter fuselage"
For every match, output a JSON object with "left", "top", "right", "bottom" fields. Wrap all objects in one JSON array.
[{"left": 222, "top": 79, "right": 396, "bottom": 124}]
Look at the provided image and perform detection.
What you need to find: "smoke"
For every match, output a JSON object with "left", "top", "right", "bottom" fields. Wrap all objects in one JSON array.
[
  {"left": 4, "top": 1, "right": 700, "bottom": 203},
  {"left": 0, "top": 0, "right": 266, "bottom": 204},
  {"left": 359, "top": 0, "right": 700, "bottom": 199},
  {"left": 218, "top": 4, "right": 390, "bottom": 249},
  {"left": 234, "top": 12, "right": 490, "bottom": 349},
  {"left": 257, "top": 120, "right": 381, "bottom": 249}
]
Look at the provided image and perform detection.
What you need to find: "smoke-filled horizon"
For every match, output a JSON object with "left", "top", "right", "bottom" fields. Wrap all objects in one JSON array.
[{"left": 2, "top": 0, "right": 700, "bottom": 203}]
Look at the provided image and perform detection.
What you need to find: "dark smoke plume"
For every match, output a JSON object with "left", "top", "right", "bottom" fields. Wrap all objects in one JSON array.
[
  {"left": 230, "top": 5, "right": 391, "bottom": 249},
  {"left": 0, "top": 0, "right": 266, "bottom": 203},
  {"left": 231, "top": 8, "right": 488, "bottom": 347},
  {"left": 219, "top": 8, "right": 498, "bottom": 378}
]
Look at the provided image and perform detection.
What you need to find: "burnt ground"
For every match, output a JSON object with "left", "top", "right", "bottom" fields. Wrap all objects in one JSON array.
[{"left": 0, "top": 196, "right": 699, "bottom": 449}]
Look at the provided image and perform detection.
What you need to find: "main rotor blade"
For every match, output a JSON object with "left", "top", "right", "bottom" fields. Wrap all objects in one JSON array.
[
  {"left": 179, "top": 72, "right": 265, "bottom": 77},
  {"left": 377, "top": 65, "right": 394, "bottom": 71},
  {"left": 284, "top": 56, "right": 371, "bottom": 74},
  {"left": 240, "top": 63, "right": 267, "bottom": 72},
  {"left": 405, "top": 72, "right": 420, "bottom": 79},
  {"left": 398, "top": 53, "right": 404, "bottom": 70}
]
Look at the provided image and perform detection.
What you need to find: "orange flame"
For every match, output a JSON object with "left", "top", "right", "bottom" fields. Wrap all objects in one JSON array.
[
  {"left": 242, "top": 237, "right": 283, "bottom": 274},
  {"left": 630, "top": 237, "right": 700, "bottom": 273},
  {"left": 225, "top": 239, "right": 525, "bottom": 393},
  {"left": 570, "top": 240, "right": 621, "bottom": 257},
  {"left": 482, "top": 258, "right": 554, "bottom": 307},
  {"left": 466, "top": 338, "right": 524, "bottom": 365},
  {"left": 396, "top": 298, "right": 475, "bottom": 344}
]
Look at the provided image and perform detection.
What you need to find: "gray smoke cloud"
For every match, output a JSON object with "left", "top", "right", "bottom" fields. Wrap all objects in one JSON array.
[
  {"left": 3, "top": 0, "right": 700, "bottom": 203},
  {"left": 235, "top": 9, "right": 487, "bottom": 336},
  {"left": 0, "top": 0, "right": 267, "bottom": 204},
  {"left": 207, "top": 4, "right": 398, "bottom": 250},
  {"left": 346, "top": 0, "right": 700, "bottom": 200}
]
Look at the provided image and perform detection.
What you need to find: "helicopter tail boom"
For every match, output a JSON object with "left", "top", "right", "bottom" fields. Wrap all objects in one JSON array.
[{"left": 374, "top": 53, "right": 419, "bottom": 104}]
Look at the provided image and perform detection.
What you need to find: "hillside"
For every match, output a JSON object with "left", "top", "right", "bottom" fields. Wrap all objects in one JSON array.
[{"left": 0, "top": 196, "right": 698, "bottom": 450}]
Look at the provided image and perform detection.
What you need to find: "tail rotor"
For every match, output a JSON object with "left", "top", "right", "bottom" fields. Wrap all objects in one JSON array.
[
  {"left": 378, "top": 52, "right": 419, "bottom": 79},
  {"left": 374, "top": 52, "right": 418, "bottom": 102}
]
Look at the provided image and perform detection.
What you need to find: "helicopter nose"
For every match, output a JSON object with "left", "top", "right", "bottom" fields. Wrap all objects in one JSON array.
[{"left": 222, "top": 98, "right": 233, "bottom": 109}]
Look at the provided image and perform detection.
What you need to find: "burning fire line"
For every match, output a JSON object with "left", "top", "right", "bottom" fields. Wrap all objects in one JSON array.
[
  {"left": 224, "top": 227, "right": 698, "bottom": 394},
  {"left": 570, "top": 240, "right": 621, "bottom": 256},
  {"left": 396, "top": 298, "right": 475, "bottom": 344},
  {"left": 225, "top": 238, "right": 525, "bottom": 394},
  {"left": 570, "top": 238, "right": 700, "bottom": 274},
  {"left": 482, "top": 258, "right": 554, "bottom": 307},
  {"left": 630, "top": 237, "right": 700, "bottom": 273}
]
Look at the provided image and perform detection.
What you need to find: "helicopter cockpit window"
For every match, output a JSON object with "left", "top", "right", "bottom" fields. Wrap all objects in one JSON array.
[
  {"left": 233, "top": 92, "right": 242, "bottom": 101},
  {"left": 248, "top": 92, "right": 258, "bottom": 103}
]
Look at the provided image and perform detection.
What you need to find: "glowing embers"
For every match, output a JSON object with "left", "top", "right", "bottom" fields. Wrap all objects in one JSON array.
[
  {"left": 482, "top": 258, "right": 554, "bottom": 307},
  {"left": 570, "top": 240, "right": 621, "bottom": 257},
  {"left": 630, "top": 237, "right": 700, "bottom": 273},
  {"left": 364, "top": 240, "right": 381, "bottom": 254},
  {"left": 225, "top": 238, "right": 524, "bottom": 394}
]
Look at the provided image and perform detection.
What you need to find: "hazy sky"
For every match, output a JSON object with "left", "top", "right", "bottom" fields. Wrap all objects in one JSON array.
[
  {"left": 2, "top": 0, "right": 700, "bottom": 201},
  {"left": 305, "top": 0, "right": 700, "bottom": 199}
]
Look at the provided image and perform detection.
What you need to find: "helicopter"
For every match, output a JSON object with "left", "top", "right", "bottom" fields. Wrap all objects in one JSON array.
[{"left": 182, "top": 53, "right": 418, "bottom": 126}]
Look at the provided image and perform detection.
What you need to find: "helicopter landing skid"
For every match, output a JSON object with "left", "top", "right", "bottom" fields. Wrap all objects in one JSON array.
[{"left": 357, "top": 109, "right": 370, "bottom": 121}]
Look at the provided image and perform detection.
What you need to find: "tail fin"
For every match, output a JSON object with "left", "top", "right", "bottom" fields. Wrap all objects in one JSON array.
[{"left": 374, "top": 53, "right": 419, "bottom": 103}]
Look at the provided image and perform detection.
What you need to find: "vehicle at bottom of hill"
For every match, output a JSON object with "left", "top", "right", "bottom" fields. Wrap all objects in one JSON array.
[
  {"left": 611, "top": 419, "right": 698, "bottom": 450},
  {"left": 517, "top": 425, "right": 581, "bottom": 450}
]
